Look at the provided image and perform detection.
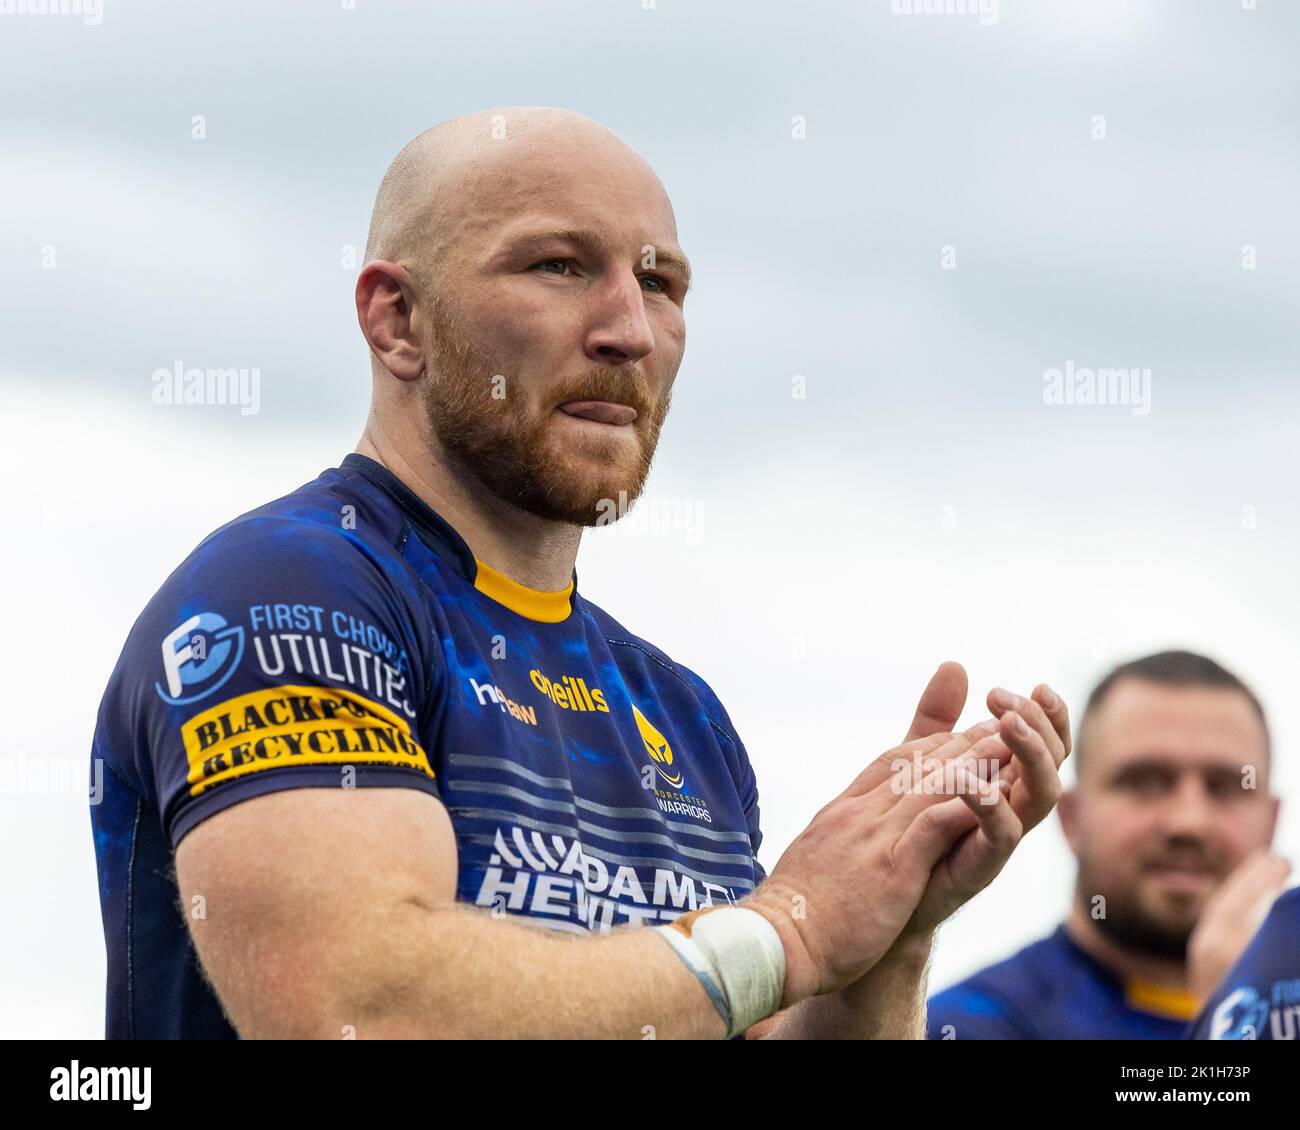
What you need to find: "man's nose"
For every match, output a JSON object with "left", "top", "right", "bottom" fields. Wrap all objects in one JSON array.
[
  {"left": 583, "top": 269, "right": 655, "bottom": 365},
  {"left": 1161, "top": 776, "right": 1214, "bottom": 839}
]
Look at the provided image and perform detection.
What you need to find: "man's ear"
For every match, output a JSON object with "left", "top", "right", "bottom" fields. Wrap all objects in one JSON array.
[
  {"left": 1057, "top": 787, "right": 1081, "bottom": 853},
  {"left": 1264, "top": 793, "right": 1281, "bottom": 844},
  {"left": 356, "top": 261, "right": 425, "bottom": 382}
]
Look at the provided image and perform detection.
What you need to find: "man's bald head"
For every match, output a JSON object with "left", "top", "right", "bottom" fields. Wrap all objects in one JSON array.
[
  {"left": 354, "top": 106, "right": 690, "bottom": 529},
  {"left": 364, "top": 107, "right": 670, "bottom": 286}
]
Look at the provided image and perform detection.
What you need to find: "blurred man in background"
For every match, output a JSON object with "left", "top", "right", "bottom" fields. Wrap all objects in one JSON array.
[{"left": 928, "top": 650, "right": 1288, "bottom": 1039}]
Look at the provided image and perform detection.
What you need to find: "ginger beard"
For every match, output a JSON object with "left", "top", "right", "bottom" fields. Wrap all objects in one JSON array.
[{"left": 421, "top": 293, "right": 673, "bottom": 526}]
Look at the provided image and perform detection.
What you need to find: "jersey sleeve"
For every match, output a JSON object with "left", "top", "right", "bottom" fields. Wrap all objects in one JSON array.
[
  {"left": 106, "top": 515, "right": 442, "bottom": 849},
  {"left": 1188, "top": 888, "right": 1300, "bottom": 1040}
]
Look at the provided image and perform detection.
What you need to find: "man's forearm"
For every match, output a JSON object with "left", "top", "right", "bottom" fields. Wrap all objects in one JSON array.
[
  {"left": 761, "top": 932, "right": 934, "bottom": 1039},
  {"left": 291, "top": 900, "right": 732, "bottom": 1040}
]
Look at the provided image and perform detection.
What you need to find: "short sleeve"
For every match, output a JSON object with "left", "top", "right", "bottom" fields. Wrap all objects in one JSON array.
[
  {"left": 108, "top": 515, "right": 442, "bottom": 848},
  {"left": 1189, "top": 888, "right": 1300, "bottom": 1040}
]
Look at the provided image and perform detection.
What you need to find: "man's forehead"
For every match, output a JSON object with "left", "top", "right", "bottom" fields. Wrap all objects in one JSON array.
[
  {"left": 445, "top": 136, "right": 677, "bottom": 237},
  {"left": 486, "top": 216, "right": 687, "bottom": 271},
  {"left": 1088, "top": 681, "right": 1267, "bottom": 768},
  {"left": 373, "top": 109, "right": 682, "bottom": 272}
]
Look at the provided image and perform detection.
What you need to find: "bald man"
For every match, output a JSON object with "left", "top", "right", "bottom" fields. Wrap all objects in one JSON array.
[{"left": 90, "top": 107, "right": 1071, "bottom": 1039}]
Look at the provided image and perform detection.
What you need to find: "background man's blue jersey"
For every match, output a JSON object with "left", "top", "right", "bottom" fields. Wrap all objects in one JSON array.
[
  {"left": 926, "top": 926, "right": 1194, "bottom": 1039},
  {"left": 1189, "top": 888, "right": 1300, "bottom": 1040},
  {"left": 91, "top": 454, "right": 765, "bottom": 1039}
]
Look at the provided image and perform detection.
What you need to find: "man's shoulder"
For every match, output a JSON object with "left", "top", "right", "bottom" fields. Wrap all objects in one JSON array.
[
  {"left": 93, "top": 459, "right": 441, "bottom": 823},
  {"left": 578, "top": 595, "right": 737, "bottom": 738},
  {"left": 122, "top": 461, "right": 431, "bottom": 638},
  {"left": 575, "top": 593, "right": 762, "bottom": 862},
  {"left": 927, "top": 929, "right": 1070, "bottom": 1038},
  {"left": 188, "top": 461, "right": 404, "bottom": 568},
  {"left": 99, "top": 460, "right": 424, "bottom": 728},
  {"left": 933, "top": 930, "right": 1069, "bottom": 998}
]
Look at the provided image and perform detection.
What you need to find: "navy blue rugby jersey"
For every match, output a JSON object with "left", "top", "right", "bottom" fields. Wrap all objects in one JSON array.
[
  {"left": 926, "top": 926, "right": 1196, "bottom": 1040},
  {"left": 1189, "top": 887, "right": 1300, "bottom": 1040},
  {"left": 91, "top": 453, "right": 766, "bottom": 1039}
]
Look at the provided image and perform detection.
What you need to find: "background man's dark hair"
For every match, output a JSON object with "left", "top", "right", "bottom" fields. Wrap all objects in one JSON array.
[{"left": 1075, "top": 649, "right": 1271, "bottom": 773}]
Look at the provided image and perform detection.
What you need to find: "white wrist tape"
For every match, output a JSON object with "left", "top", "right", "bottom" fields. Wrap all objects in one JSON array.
[{"left": 654, "top": 907, "right": 786, "bottom": 1038}]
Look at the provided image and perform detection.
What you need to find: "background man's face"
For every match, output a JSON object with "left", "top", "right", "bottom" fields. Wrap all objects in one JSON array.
[
  {"left": 417, "top": 137, "right": 688, "bottom": 526},
  {"left": 1063, "top": 679, "right": 1276, "bottom": 957}
]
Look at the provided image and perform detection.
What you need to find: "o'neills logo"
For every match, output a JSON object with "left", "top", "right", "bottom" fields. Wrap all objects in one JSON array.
[
  {"left": 529, "top": 668, "right": 608, "bottom": 713},
  {"left": 181, "top": 684, "right": 433, "bottom": 796}
]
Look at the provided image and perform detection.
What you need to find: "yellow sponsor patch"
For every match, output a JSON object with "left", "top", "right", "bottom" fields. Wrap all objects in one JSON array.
[{"left": 181, "top": 684, "right": 433, "bottom": 796}]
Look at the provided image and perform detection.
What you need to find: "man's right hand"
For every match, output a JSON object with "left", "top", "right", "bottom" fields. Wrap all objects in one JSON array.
[
  {"left": 1187, "top": 848, "right": 1291, "bottom": 1003},
  {"left": 745, "top": 718, "right": 1014, "bottom": 1006}
]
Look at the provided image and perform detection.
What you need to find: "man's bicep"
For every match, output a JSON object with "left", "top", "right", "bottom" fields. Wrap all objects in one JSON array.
[{"left": 175, "top": 786, "right": 458, "bottom": 1038}]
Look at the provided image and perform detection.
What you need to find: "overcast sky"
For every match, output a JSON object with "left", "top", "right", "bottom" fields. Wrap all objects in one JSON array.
[{"left": 3, "top": 0, "right": 1298, "bottom": 1037}]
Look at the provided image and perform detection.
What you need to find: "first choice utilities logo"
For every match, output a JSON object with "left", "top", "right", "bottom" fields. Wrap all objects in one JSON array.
[
  {"left": 1209, "top": 980, "right": 1300, "bottom": 1040},
  {"left": 155, "top": 602, "right": 416, "bottom": 719},
  {"left": 156, "top": 613, "right": 245, "bottom": 705}
]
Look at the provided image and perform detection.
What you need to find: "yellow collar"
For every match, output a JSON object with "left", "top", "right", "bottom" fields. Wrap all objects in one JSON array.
[
  {"left": 1124, "top": 979, "right": 1200, "bottom": 1021},
  {"left": 473, "top": 558, "right": 574, "bottom": 623}
]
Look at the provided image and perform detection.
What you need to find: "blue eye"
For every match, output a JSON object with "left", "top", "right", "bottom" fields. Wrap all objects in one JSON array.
[
  {"left": 531, "top": 259, "right": 671, "bottom": 296},
  {"left": 534, "top": 258, "right": 574, "bottom": 275}
]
